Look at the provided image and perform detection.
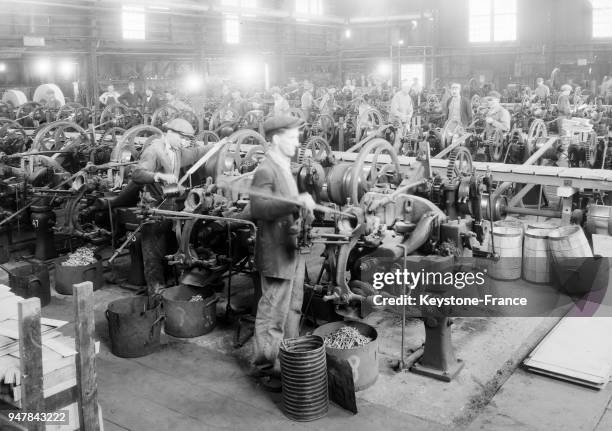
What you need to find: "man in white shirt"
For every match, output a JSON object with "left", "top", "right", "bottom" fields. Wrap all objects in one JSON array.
[
  {"left": 99, "top": 84, "right": 120, "bottom": 107},
  {"left": 390, "top": 79, "right": 414, "bottom": 127}
]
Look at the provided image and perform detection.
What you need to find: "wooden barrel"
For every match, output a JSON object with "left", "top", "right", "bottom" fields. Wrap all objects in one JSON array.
[
  {"left": 526, "top": 222, "right": 556, "bottom": 231},
  {"left": 522, "top": 227, "right": 553, "bottom": 284},
  {"left": 494, "top": 219, "right": 525, "bottom": 232},
  {"left": 585, "top": 205, "right": 612, "bottom": 236},
  {"left": 547, "top": 225, "right": 593, "bottom": 292},
  {"left": 488, "top": 226, "right": 523, "bottom": 281},
  {"left": 547, "top": 225, "right": 593, "bottom": 260}
]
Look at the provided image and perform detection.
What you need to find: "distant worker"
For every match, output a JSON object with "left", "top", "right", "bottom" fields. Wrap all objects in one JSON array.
[
  {"left": 43, "top": 89, "right": 62, "bottom": 110},
  {"left": 118, "top": 81, "right": 142, "bottom": 108},
  {"left": 389, "top": 79, "right": 414, "bottom": 128},
  {"left": 271, "top": 87, "right": 291, "bottom": 117},
  {"left": 409, "top": 77, "right": 423, "bottom": 107},
  {"left": 99, "top": 84, "right": 120, "bottom": 108},
  {"left": 319, "top": 87, "right": 338, "bottom": 116},
  {"left": 442, "top": 83, "right": 472, "bottom": 128},
  {"left": 301, "top": 81, "right": 314, "bottom": 121},
  {"left": 143, "top": 87, "right": 161, "bottom": 115},
  {"left": 484, "top": 91, "right": 511, "bottom": 135},
  {"left": 557, "top": 84, "right": 573, "bottom": 134},
  {"left": 229, "top": 89, "right": 250, "bottom": 117},
  {"left": 534, "top": 77, "right": 550, "bottom": 102}
]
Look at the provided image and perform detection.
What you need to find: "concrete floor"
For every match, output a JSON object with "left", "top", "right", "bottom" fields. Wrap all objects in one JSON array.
[{"left": 2, "top": 256, "right": 612, "bottom": 431}]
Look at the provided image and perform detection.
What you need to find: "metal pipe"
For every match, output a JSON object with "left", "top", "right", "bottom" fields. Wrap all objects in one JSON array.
[{"left": 505, "top": 206, "right": 561, "bottom": 218}]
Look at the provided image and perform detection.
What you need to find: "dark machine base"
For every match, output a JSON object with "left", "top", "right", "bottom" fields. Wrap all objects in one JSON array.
[{"left": 411, "top": 358, "right": 465, "bottom": 382}]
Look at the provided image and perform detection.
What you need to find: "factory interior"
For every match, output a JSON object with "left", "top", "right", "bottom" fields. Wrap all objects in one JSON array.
[{"left": 1, "top": 0, "right": 612, "bottom": 430}]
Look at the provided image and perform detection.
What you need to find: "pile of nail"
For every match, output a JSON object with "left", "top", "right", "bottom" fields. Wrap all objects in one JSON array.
[
  {"left": 323, "top": 326, "right": 371, "bottom": 349},
  {"left": 189, "top": 294, "right": 204, "bottom": 302},
  {"left": 61, "top": 247, "right": 97, "bottom": 266}
]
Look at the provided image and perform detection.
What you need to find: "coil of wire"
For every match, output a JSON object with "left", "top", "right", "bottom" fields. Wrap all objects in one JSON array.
[{"left": 279, "top": 335, "right": 328, "bottom": 422}]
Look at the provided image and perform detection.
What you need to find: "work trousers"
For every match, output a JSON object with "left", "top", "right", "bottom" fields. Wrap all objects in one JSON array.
[
  {"left": 141, "top": 220, "right": 176, "bottom": 294},
  {"left": 253, "top": 257, "right": 304, "bottom": 376}
]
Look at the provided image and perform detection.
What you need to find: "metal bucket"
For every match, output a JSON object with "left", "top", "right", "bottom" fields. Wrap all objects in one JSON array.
[
  {"left": 162, "top": 285, "right": 218, "bottom": 338},
  {"left": 7, "top": 261, "right": 51, "bottom": 307},
  {"left": 488, "top": 226, "right": 523, "bottom": 281},
  {"left": 54, "top": 255, "right": 103, "bottom": 295},
  {"left": 106, "top": 296, "right": 164, "bottom": 358},
  {"left": 313, "top": 321, "right": 379, "bottom": 391},
  {"left": 279, "top": 335, "right": 328, "bottom": 422}
]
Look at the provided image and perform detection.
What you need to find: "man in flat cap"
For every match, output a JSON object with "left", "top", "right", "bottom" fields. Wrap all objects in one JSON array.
[
  {"left": 484, "top": 90, "right": 511, "bottom": 137},
  {"left": 250, "top": 115, "right": 316, "bottom": 391},
  {"left": 132, "top": 118, "right": 213, "bottom": 296},
  {"left": 557, "top": 84, "right": 573, "bottom": 134}
]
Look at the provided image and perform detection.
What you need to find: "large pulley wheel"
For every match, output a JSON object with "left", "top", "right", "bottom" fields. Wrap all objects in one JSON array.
[
  {"left": 209, "top": 108, "right": 240, "bottom": 131},
  {"left": 99, "top": 103, "right": 132, "bottom": 130},
  {"left": 55, "top": 102, "right": 83, "bottom": 122},
  {"left": 110, "top": 125, "right": 163, "bottom": 163},
  {"left": 350, "top": 138, "right": 402, "bottom": 204},
  {"left": 356, "top": 107, "right": 383, "bottom": 141},
  {"left": 441, "top": 119, "right": 465, "bottom": 148},
  {"left": 151, "top": 104, "right": 180, "bottom": 129},
  {"left": 32, "top": 120, "right": 89, "bottom": 152}
]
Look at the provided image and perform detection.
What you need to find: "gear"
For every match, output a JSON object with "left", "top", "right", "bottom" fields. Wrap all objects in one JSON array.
[{"left": 446, "top": 147, "right": 473, "bottom": 179}]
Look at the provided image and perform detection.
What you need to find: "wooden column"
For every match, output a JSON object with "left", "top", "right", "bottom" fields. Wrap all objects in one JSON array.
[
  {"left": 18, "top": 298, "right": 44, "bottom": 431},
  {"left": 73, "top": 281, "right": 100, "bottom": 431}
]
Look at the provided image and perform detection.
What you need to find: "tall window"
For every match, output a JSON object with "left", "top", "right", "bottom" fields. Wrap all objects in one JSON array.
[
  {"left": 469, "top": 0, "right": 516, "bottom": 43},
  {"left": 224, "top": 15, "right": 240, "bottom": 44},
  {"left": 593, "top": 0, "right": 612, "bottom": 38},
  {"left": 296, "top": 0, "right": 323, "bottom": 15},
  {"left": 122, "top": 6, "right": 145, "bottom": 40}
]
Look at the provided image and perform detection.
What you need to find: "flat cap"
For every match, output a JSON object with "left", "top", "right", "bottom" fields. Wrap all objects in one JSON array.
[
  {"left": 165, "top": 118, "right": 195, "bottom": 137},
  {"left": 487, "top": 91, "right": 502, "bottom": 100},
  {"left": 263, "top": 115, "right": 304, "bottom": 135}
]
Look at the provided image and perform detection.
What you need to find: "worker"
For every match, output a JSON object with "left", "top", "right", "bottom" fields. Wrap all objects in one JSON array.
[
  {"left": 484, "top": 91, "right": 511, "bottom": 134},
  {"left": 118, "top": 81, "right": 142, "bottom": 108},
  {"left": 300, "top": 81, "right": 314, "bottom": 121},
  {"left": 319, "top": 87, "right": 337, "bottom": 116},
  {"left": 271, "top": 87, "right": 291, "bottom": 117},
  {"left": 143, "top": 87, "right": 161, "bottom": 115},
  {"left": 534, "top": 77, "right": 550, "bottom": 102},
  {"left": 229, "top": 89, "right": 250, "bottom": 117},
  {"left": 43, "top": 89, "right": 62, "bottom": 110},
  {"left": 250, "top": 115, "right": 315, "bottom": 391},
  {"left": 389, "top": 79, "right": 414, "bottom": 128},
  {"left": 99, "top": 84, "right": 120, "bottom": 108},
  {"left": 557, "top": 84, "right": 573, "bottom": 134},
  {"left": 442, "top": 83, "right": 472, "bottom": 128},
  {"left": 131, "top": 118, "right": 213, "bottom": 296},
  {"left": 341, "top": 79, "right": 355, "bottom": 98}
]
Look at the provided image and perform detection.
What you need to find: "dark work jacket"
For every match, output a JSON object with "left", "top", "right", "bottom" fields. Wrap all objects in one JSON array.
[
  {"left": 249, "top": 157, "right": 300, "bottom": 280},
  {"left": 131, "top": 138, "right": 211, "bottom": 208},
  {"left": 143, "top": 94, "right": 161, "bottom": 114},
  {"left": 443, "top": 96, "right": 473, "bottom": 127},
  {"left": 118, "top": 91, "right": 143, "bottom": 108}
]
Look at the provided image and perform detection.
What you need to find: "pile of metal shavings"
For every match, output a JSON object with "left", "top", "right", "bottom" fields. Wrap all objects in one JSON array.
[
  {"left": 189, "top": 294, "right": 204, "bottom": 302},
  {"left": 61, "top": 246, "right": 97, "bottom": 266},
  {"left": 323, "top": 326, "right": 372, "bottom": 349}
]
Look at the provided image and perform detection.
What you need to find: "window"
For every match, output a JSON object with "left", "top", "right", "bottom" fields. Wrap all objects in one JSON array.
[
  {"left": 122, "top": 6, "right": 145, "bottom": 40},
  {"left": 593, "top": 0, "right": 612, "bottom": 38},
  {"left": 224, "top": 15, "right": 240, "bottom": 44},
  {"left": 469, "top": 0, "right": 516, "bottom": 43},
  {"left": 296, "top": 0, "right": 323, "bottom": 15},
  {"left": 401, "top": 63, "right": 425, "bottom": 87}
]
